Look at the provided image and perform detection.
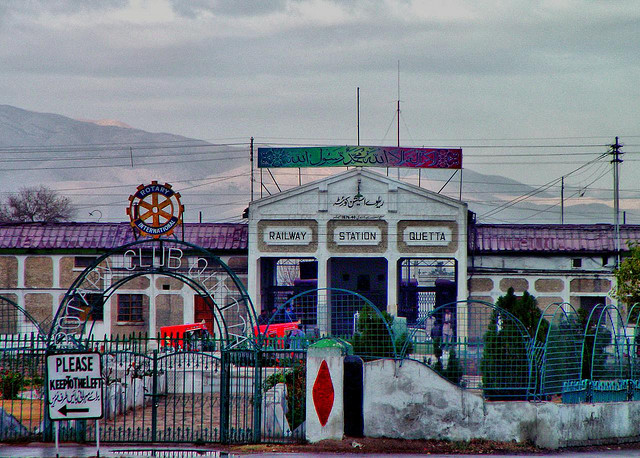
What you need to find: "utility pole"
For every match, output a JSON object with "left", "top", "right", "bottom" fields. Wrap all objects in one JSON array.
[
  {"left": 611, "top": 136, "right": 623, "bottom": 268},
  {"left": 561, "top": 176, "right": 564, "bottom": 224},
  {"left": 250, "top": 137, "right": 254, "bottom": 202}
]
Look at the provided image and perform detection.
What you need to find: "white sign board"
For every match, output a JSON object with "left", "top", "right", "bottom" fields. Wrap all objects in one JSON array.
[
  {"left": 333, "top": 226, "right": 382, "bottom": 245},
  {"left": 47, "top": 352, "right": 103, "bottom": 420},
  {"left": 403, "top": 226, "right": 452, "bottom": 246},
  {"left": 263, "top": 226, "right": 313, "bottom": 245}
]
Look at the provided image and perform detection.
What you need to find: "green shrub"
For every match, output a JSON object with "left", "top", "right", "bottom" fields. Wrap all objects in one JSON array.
[
  {"left": 0, "top": 367, "right": 25, "bottom": 400},
  {"left": 480, "top": 288, "right": 543, "bottom": 400},
  {"left": 351, "top": 309, "right": 395, "bottom": 360},
  {"left": 444, "top": 348, "right": 463, "bottom": 385},
  {"left": 263, "top": 360, "right": 306, "bottom": 431}
]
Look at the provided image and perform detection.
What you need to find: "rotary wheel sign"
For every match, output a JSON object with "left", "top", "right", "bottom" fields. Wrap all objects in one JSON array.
[{"left": 127, "top": 181, "right": 184, "bottom": 238}]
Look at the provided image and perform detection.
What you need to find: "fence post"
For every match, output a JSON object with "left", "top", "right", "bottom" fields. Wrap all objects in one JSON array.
[
  {"left": 252, "top": 349, "right": 262, "bottom": 443},
  {"left": 150, "top": 349, "right": 158, "bottom": 442},
  {"left": 220, "top": 349, "right": 231, "bottom": 444}
]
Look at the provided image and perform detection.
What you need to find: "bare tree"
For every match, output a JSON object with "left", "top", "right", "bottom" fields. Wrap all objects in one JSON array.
[{"left": 0, "top": 186, "right": 76, "bottom": 223}]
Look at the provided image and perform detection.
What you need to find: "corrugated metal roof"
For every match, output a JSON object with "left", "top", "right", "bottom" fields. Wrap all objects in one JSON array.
[
  {"left": 2, "top": 222, "right": 639, "bottom": 255},
  {"left": 471, "top": 224, "right": 640, "bottom": 253},
  {"left": 0, "top": 222, "right": 248, "bottom": 251}
]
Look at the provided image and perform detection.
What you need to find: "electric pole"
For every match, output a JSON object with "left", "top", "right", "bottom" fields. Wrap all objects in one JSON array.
[
  {"left": 611, "top": 136, "right": 623, "bottom": 268},
  {"left": 250, "top": 137, "right": 254, "bottom": 202}
]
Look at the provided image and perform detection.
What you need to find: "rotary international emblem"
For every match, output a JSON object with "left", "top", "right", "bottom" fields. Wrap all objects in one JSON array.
[{"left": 127, "top": 181, "right": 184, "bottom": 238}]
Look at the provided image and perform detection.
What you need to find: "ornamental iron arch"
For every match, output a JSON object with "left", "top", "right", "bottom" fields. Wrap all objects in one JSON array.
[
  {"left": 532, "top": 302, "right": 583, "bottom": 398},
  {"left": 582, "top": 302, "right": 628, "bottom": 381},
  {"left": 0, "top": 294, "right": 47, "bottom": 339},
  {"left": 626, "top": 303, "right": 640, "bottom": 378},
  {"left": 400, "top": 300, "right": 536, "bottom": 400},
  {"left": 258, "top": 287, "right": 399, "bottom": 358},
  {"left": 47, "top": 238, "right": 256, "bottom": 351}
]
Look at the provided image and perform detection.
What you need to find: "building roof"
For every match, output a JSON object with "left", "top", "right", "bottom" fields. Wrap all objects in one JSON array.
[
  {"left": 2, "top": 221, "right": 639, "bottom": 255},
  {"left": 471, "top": 224, "right": 640, "bottom": 253},
  {"left": 0, "top": 222, "right": 248, "bottom": 251}
]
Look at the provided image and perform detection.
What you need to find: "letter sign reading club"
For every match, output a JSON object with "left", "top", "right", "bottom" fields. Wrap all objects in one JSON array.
[
  {"left": 403, "top": 226, "right": 452, "bottom": 246},
  {"left": 264, "top": 226, "right": 313, "bottom": 245},
  {"left": 47, "top": 352, "right": 103, "bottom": 421}
]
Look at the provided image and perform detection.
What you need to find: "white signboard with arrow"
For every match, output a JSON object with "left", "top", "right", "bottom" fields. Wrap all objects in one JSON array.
[{"left": 46, "top": 352, "right": 103, "bottom": 420}]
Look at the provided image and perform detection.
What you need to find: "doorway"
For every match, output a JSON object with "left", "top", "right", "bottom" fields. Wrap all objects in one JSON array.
[{"left": 328, "top": 257, "right": 387, "bottom": 335}]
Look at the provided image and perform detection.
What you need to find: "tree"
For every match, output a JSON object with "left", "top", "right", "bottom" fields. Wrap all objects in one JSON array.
[
  {"left": 613, "top": 242, "right": 640, "bottom": 317},
  {"left": 0, "top": 186, "right": 75, "bottom": 223},
  {"left": 480, "top": 288, "right": 546, "bottom": 400}
]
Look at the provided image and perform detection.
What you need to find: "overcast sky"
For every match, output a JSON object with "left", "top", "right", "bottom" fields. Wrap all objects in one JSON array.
[{"left": 1, "top": 0, "right": 639, "bottom": 222}]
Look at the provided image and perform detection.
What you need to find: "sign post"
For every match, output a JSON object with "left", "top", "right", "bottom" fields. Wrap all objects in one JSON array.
[{"left": 46, "top": 352, "right": 103, "bottom": 455}]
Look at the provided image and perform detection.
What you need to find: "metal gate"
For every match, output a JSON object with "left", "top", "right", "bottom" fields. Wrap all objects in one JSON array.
[
  {"left": 43, "top": 336, "right": 307, "bottom": 445},
  {"left": 47, "top": 337, "right": 222, "bottom": 444},
  {"left": 221, "top": 347, "right": 306, "bottom": 444}
]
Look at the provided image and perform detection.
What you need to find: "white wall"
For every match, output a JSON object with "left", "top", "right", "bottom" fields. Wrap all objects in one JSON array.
[{"left": 363, "top": 358, "right": 640, "bottom": 449}]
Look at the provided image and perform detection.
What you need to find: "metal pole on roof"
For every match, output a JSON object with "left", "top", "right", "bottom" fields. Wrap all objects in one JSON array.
[
  {"left": 561, "top": 176, "right": 564, "bottom": 224},
  {"left": 250, "top": 137, "right": 254, "bottom": 202},
  {"left": 611, "top": 136, "right": 623, "bottom": 268}
]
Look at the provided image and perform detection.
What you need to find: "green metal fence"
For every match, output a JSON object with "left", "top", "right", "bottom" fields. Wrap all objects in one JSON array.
[
  {"left": 0, "top": 333, "right": 47, "bottom": 441},
  {"left": 221, "top": 347, "right": 306, "bottom": 444},
  {"left": 0, "top": 332, "right": 309, "bottom": 445},
  {"left": 7, "top": 297, "right": 640, "bottom": 445}
]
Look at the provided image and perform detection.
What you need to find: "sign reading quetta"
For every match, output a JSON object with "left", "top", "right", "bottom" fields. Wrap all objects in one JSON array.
[
  {"left": 258, "top": 146, "right": 462, "bottom": 169},
  {"left": 47, "top": 352, "right": 103, "bottom": 421},
  {"left": 403, "top": 226, "right": 452, "bottom": 246}
]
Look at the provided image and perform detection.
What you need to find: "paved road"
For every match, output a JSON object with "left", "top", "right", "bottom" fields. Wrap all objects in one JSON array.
[{"left": 3, "top": 444, "right": 640, "bottom": 458}]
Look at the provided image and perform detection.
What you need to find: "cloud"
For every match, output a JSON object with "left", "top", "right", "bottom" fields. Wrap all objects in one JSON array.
[{"left": 1, "top": 0, "right": 639, "bottom": 212}]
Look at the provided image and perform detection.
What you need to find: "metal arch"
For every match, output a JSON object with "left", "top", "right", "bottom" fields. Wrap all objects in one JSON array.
[
  {"left": 400, "top": 299, "right": 535, "bottom": 358},
  {"left": 0, "top": 294, "right": 47, "bottom": 339},
  {"left": 532, "top": 302, "right": 582, "bottom": 398},
  {"left": 625, "top": 303, "right": 640, "bottom": 378},
  {"left": 581, "top": 303, "right": 628, "bottom": 380},
  {"left": 399, "top": 299, "right": 537, "bottom": 398},
  {"left": 62, "top": 271, "right": 228, "bottom": 346},
  {"left": 259, "top": 287, "right": 397, "bottom": 356},
  {"left": 47, "top": 237, "right": 255, "bottom": 350},
  {"left": 533, "top": 302, "right": 579, "bottom": 344}
]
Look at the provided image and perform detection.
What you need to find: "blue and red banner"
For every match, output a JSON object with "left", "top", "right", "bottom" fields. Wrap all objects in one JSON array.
[{"left": 258, "top": 146, "right": 462, "bottom": 169}]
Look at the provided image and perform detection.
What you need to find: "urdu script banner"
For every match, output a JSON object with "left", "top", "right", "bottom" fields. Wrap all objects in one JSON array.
[{"left": 257, "top": 146, "right": 462, "bottom": 169}]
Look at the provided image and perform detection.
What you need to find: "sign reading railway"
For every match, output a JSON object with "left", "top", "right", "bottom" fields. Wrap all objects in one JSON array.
[{"left": 46, "top": 352, "right": 103, "bottom": 420}]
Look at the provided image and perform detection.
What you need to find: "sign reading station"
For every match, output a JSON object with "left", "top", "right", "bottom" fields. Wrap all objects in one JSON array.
[
  {"left": 263, "top": 226, "right": 313, "bottom": 245},
  {"left": 47, "top": 352, "right": 103, "bottom": 421},
  {"left": 334, "top": 226, "right": 382, "bottom": 246}
]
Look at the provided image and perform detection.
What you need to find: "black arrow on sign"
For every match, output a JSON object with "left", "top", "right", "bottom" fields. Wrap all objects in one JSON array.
[{"left": 58, "top": 405, "right": 90, "bottom": 416}]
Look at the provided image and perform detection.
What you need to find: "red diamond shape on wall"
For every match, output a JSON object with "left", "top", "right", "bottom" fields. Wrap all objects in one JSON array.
[{"left": 312, "top": 360, "right": 334, "bottom": 427}]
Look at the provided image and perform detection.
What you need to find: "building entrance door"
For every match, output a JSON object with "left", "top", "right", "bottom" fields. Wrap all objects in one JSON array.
[
  {"left": 328, "top": 257, "right": 387, "bottom": 310},
  {"left": 194, "top": 294, "right": 216, "bottom": 333}
]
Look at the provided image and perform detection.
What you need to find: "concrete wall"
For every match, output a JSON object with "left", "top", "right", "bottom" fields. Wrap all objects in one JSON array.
[
  {"left": 468, "top": 254, "right": 614, "bottom": 310},
  {"left": 363, "top": 358, "right": 640, "bottom": 449}
]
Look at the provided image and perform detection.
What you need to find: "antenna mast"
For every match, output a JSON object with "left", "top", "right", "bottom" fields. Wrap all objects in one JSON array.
[
  {"left": 397, "top": 60, "right": 400, "bottom": 179},
  {"left": 357, "top": 87, "right": 360, "bottom": 146}
]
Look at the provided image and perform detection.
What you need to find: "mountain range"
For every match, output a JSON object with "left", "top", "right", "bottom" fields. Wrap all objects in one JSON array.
[{"left": 0, "top": 105, "right": 617, "bottom": 225}]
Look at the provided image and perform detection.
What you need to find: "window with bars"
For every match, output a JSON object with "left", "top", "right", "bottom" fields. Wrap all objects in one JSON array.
[{"left": 117, "top": 294, "right": 144, "bottom": 322}]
